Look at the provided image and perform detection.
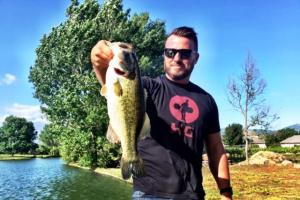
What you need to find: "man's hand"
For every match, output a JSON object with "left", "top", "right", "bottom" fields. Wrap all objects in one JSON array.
[{"left": 91, "top": 40, "right": 114, "bottom": 85}]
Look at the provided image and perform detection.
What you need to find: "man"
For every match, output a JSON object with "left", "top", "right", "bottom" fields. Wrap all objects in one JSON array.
[{"left": 91, "top": 26, "right": 232, "bottom": 200}]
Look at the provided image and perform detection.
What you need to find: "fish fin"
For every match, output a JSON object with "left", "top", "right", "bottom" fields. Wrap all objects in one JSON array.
[
  {"left": 139, "top": 113, "right": 151, "bottom": 140},
  {"left": 144, "top": 89, "right": 148, "bottom": 101},
  {"left": 121, "top": 157, "right": 144, "bottom": 180},
  {"left": 131, "top": 157, "right": 145, "bottom": 178},
  {"left": 113, "top": 80, "right": 123, "bottom": 96},
  {"left": 100, "top": 85, "right": 107, "bottom": 96},
  {"left": 106, "top": 123, "right": 120, "bottom": 144}
]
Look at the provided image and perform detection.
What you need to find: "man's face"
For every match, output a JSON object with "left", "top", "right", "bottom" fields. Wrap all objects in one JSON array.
[{"left": 164, "top": 35, "right": 199, "bottom": 84}]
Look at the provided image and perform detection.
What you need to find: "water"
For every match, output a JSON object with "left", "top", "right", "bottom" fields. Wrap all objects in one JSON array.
[{"left": 0, "top": 158, "right": 132, "bottom": 200}]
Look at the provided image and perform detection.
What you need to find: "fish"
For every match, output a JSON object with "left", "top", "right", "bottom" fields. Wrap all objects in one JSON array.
[{"left": 100, "top": 42, "right": 150, "bottom": 180}]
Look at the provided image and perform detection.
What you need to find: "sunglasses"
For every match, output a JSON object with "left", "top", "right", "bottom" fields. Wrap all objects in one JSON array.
[{"left": 164, "top": 48, "right": 196, "bottom": 59}]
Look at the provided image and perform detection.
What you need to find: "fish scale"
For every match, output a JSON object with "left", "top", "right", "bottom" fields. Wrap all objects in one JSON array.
[{"left": 100, "top": 42, "right": 150, "bottom": 180}]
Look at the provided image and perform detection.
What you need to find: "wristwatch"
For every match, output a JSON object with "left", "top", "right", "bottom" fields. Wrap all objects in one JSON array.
[{"left": 220, "top": 186, "right": 233, "bottom": 196}]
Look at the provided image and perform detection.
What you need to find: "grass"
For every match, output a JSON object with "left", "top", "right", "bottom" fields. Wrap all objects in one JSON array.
[
  {"left": 94, "top": 168, "right": 132, "bottom": 183},
  {"left": 0, "top": 154, "right": 54, "bottom": 161},
  {"left": 203, "top": 165, "right": 300, "bottom": 200},
  {"left": 0, "top": 154, "right": 34, "bottom": 160},
  {"left": 91, "top": 165, "right": 300, "bottom": 199}
]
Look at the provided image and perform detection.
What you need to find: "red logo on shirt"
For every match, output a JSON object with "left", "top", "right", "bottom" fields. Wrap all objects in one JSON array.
[
  {"left": 169, "top": 96, "right": 200, "bottom": 138},
  {"left": 169, "top": 96, "right": 199, "bottom": 123}
]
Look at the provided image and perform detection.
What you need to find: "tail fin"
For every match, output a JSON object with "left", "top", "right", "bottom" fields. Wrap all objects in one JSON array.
[{"left": 121, "top": 156, "right": 144, "bottom": 180}]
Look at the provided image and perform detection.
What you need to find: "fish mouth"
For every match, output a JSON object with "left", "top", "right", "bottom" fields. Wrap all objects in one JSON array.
[
  {"left": 114, "top": 68, "right": 126, "bottom": 76},
  {"left": 114, "top": 67, "right": 135, "bottom": 79}
]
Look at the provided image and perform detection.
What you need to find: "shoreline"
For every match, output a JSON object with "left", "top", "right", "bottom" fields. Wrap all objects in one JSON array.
[
  {"left": 0, "top": 154, "right": 58, "bottom": 161},
  {"left": 0, "top": 155, "right": 131, "bottom": 184},
  {"left": 67, "top": 162, "right": 133, "bottom": 183}
]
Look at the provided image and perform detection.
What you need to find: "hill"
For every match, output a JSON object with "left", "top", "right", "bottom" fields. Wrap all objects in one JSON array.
[
  {"left": 284, "top": 124, "right": 300, "bottom": 132},
  {"left": 221, "top": 124, "right": 300, "bottom": 135}
]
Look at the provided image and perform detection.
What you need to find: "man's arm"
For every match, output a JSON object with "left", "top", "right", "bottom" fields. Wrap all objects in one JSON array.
[
  {"left": 205, "top": 132, "right": 232, "bottom": 199},
  {"left": 90, "top": 40, "right": 113, "bottom": 85}
]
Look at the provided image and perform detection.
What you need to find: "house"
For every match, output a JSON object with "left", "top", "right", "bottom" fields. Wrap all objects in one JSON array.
[
  {"left": 250, "top": 136, "right": 266, "bottom": 148},
  {"left": 280, "top": 135, "right": 300, "bottom": 147}
]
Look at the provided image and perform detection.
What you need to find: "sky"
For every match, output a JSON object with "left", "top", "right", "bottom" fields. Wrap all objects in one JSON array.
[{"left": 0, "top": 0, "right": 299, "bottom": 133}]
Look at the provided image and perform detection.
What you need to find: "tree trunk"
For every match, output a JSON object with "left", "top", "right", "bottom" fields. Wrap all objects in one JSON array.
[
  {"left": 245, "top": 133, "right": 249, "bottom": 165},
  {"left": 244, "top": 104, "right": 249, "bottom": 164}
]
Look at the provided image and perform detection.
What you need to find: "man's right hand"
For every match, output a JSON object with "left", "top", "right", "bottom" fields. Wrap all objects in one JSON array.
[{"left": 91, "top": 40, "right": 114, "bottom": 85}]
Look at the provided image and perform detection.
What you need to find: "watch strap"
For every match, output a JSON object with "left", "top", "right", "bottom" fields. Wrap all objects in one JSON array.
[{"left": 220, "top": 186, "right": 233, "bottom": 195}]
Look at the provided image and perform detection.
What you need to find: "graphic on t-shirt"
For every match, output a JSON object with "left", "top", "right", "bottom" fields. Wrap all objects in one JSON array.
[
  {"left": 169, "top": 96, "right": 199, "bottom": 123},
  {"left": 169, "top": 96, "right": 200, "bottom": 138}
]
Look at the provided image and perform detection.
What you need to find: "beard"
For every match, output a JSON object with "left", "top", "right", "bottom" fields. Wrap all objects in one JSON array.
[{"left": 164, "top": 63, "right": 194, "bottom": 82}]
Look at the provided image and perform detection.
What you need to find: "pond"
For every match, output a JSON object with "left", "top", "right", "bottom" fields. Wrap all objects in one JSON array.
[{"left": 0, "top": 158, "right": 132, "bottom": 200}]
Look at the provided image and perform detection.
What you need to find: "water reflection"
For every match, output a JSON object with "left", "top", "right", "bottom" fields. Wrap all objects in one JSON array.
[{"left": 0, "top": 158, "right": 132, "bottom": 200}]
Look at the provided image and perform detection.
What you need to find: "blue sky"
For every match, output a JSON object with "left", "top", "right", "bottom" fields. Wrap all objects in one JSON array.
[{"left": 0, "top": 0, "right": 299, "bottom": 132}]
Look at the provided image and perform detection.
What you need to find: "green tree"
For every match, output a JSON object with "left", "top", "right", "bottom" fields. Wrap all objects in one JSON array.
[
  {"left": 227, "top": 53, "right": 278, "bottom": 163},
  {"left": 265, "top": 128, "right": 298, "bottom": 147},
  {"left": 224, "top": 123, "right": 244, "bottom": 146},
  {"left": 1, "top": 115, "right": 37, "bottom": 156},
  {"left": 38, "top": 124, "right": 60, "bottom": 156},
  {"left": 29, "top": 0, "right": 166, "bottom": 167},
  {"left": 0, "top": 127, "right": 6, "bottom": 153}
]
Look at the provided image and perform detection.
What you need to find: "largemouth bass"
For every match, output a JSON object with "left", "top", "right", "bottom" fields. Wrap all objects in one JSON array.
[{"left": 100, "top": 42, "right": 150, "bottom": 180}]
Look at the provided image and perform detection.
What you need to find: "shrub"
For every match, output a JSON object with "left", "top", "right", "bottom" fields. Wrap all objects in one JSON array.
[
  {"left": 97, "top": 137, "right": 121, "bottom": 168},
  {"left": 225, "top": 146, "right": 300, "bottom": 163},
  {"left": 225, "top": 146, "right": 245, "bottom": 163}
]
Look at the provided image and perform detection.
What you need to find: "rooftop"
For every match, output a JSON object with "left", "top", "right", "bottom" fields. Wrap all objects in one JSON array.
[
  {"left": 280, "top": 135, "right": 300, "bottom": 144},
  {"left": 250, "top": 136, "right": 265, "bottom": 144}
]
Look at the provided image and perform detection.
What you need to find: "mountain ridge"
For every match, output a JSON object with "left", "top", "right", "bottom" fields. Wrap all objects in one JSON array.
[
  {"left": 284, "top": 124, "right": 300, "bottom": 132},
  {"left": 221, "top": 123, "right": 300, "bottom": 135}
]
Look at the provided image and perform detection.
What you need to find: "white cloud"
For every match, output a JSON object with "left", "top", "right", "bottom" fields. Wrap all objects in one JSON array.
[
  {"left": 0, "top": 114, "right": 9, "bottom": 125},
  {"left": 0, "top": 103, "right": 48, "bottom": 132},
  {"left": 0, "top": 73, "right": 16, "bottom": 85}
]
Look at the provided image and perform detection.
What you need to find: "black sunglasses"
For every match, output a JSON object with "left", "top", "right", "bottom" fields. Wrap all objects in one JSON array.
[{"left": 164, "top": 48, "right": 196, "bottom": 59}]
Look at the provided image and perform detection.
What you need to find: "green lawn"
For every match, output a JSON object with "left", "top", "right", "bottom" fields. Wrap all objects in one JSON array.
[
  {"left": 0, "top": 154, "right": 34, "bottom": 160},
  {"left": 0, "top": 154, "right": 53, "bottom": 161}
]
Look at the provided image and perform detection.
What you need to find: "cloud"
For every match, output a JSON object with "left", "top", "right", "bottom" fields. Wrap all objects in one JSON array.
[
  {"left": 0, "top": 103, "right": 48, "bottom": 133},
  {"left": 0, "top": 114, "right": 9, "bottom": 125},
  {"left": 0, "top": 73, "right": 16, "bottom": 85}
]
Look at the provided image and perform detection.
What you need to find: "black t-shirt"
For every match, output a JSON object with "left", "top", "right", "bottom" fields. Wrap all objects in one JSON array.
[{"left": 133, "top": 75, "right": 220, "bottom": 200}]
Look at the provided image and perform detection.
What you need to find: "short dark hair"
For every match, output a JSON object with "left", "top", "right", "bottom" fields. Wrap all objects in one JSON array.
[{"left": 169, "top": 26, "right": 198, "bottom": 51}]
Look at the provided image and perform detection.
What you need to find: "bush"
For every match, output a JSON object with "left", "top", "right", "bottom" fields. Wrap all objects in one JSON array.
[
  {"left": 78, "top": 153, "right": 93, "bottom": 167},
  {"left": 97, "top": 137, "right": 121, "bottom": 168},
  {"left": 250, "top": 146, "right": 300, "bottom": 154},
  {"left": 225, "top": 146, "right": 245, "bottom": 163},
  {"left": 225, "top": 146, "right": 300, "bottom": 163}
]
